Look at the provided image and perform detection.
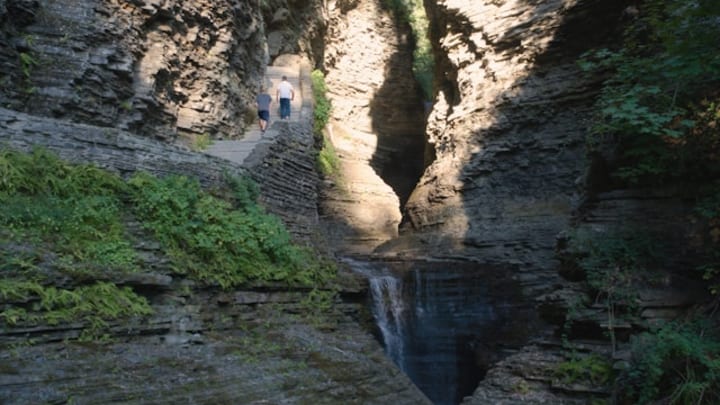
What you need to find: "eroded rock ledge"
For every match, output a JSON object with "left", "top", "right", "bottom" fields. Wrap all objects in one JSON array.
[
  {"left": 1, "top": 0, "right": 267, "bottom": 140},
  {"left": 0, "top": 0, "right": 430, "bottom": 403},
  {"left": 0, "top": 108, "right": 431, "bottom": 404}
]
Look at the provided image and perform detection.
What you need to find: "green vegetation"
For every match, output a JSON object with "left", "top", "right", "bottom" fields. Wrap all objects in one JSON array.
[
  {"left": 311, "top": 69, "right": 332, "bottom": 138},
  {"left": 579, "top": 0, "right": 720, "bottom": 186},
  {"left": 19, "top": 52, "right": 37, "bottom": 80},
  {"left": 17, "top": 35, "right": 38, "bottom": 94},
  {"left": 191, "top": 133, "right": 212, "bottom": 151},
  {"left": 567, "top": 229, "right": 661, "bottom": 353},
  {"left": 0, "top": 148, "right": 148, "bottom": 338},
  {"left": 0, "top": 148, "right": 138, "bottom": 274},
  {"left": 119, "top": 99, "right": 133, "bottom": 112},
  {"left": 621, "top": 321, "right": 720, "bottom": 404},
  {"left": 311, "top": 70, "right": 341, "bottom": 178},
  {"left": 555, "top": 353, "right": 613, "bottom": 386},
  {"left": 317, "top": 136, "right": 340, "bottom": 178},
  {"left": 0, "top": 147, "right": 336, "bottom": 340},
  {"left": 381, "top": 0, "right": 434, "bottom": 101},
  {"left": 0, "top": 280, "right": 151, "bottom": 341},
  {"left": 127, "top": 171, "right": 336, "bottom": 288}
]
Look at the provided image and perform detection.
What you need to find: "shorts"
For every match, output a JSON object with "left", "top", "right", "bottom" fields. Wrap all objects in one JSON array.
[{"left": 258, "top": 110, "right": 269, "bottom": 121}]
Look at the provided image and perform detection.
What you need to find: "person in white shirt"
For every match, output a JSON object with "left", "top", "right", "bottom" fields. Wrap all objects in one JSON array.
[{"left": 276, "top": 76, "right": 294, "bottom": 120}]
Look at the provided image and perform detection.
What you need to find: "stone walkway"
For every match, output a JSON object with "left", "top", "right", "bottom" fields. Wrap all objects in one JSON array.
[{"left": 205, "top": 63, "right": 311, "bottom": 165}]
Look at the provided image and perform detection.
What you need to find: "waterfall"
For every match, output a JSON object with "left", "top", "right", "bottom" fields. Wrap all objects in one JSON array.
[
  {"left": 343, "top": 258, "right": 407, "bottom": 370},
  {"left": 368, "top": 274, "right": 406, "bottom": 370},
  {"left": 344, "top": 258, "right": 534, "bottom": 405}
]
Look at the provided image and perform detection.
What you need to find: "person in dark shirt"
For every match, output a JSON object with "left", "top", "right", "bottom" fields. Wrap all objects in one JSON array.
[{"left": 256, "top": 85, "right": 272, "bottom": 133}]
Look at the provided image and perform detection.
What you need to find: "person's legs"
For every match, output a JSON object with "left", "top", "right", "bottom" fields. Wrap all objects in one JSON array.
[
  {"left": 280, "top": 98, "right": 290, "bottom": 119},
  {"left": 258, "top": 110, "right": 270, "bottom": 131}
]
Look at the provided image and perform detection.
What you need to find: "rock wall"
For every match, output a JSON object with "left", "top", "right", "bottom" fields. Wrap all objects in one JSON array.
[
  {"left": 0, "top": 75, "right": 432, "bottom": 405},
  {"left": 0, "top": 1, "right": 435, "bottom": 402},
  {"left": 0, "top": 160, "right": 429, "bottom": 404},
  {"left": 395, "top": 1, "right": 715, "bottom": 403},
  {"left": 0, "top": 0, "right": 269, "bottom": 142},
  {"left": 396, "top": 0, "right": 626, "bottom": 277},
  {"left": 318, "top": 0, "right": 427, "bottom": 254},
  {"left": 0, "top": 107, "right": 245, "bottom": 185},
  {"left": 260, "top": 0, "right": 327, "bottom": 67}
]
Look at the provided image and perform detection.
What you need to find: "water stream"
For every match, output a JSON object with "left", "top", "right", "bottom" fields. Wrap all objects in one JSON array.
[{"left": 346, "top": 258, "right": 535, "bottom": 405}]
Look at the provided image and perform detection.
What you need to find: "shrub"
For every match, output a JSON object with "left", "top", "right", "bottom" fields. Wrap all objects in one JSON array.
[
  {"left": 621, "top": 320, "right": 720, "bottom": 404},
  {"left": 191, "top": 133, "right": 213, "bottom": 151},
  {"left": 555, "top": 353, "right": 613, "bottom": 386},
  {"left": 317, "top": 136, "right": 340, "bottom": 178},
  {"left": 311, "top": 70, "right": 341, "bottom": 178},
  {"left": 567, "top": 229, "right": 663, "bottom": 353},
  {"left": 311, "top": 69, "right": 331, "bottom": 138},
  {"left": 579, "top": 0, "right": 720, "bottom": 185},
  {"left": 127, "top": 171, "right": 336, "bottom": 288}
]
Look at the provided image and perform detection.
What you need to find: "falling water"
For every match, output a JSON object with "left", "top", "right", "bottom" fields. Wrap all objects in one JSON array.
[
  {"left": 346, "top": 258, "right": 407, "bottom": 369},
  {"left": 345, "top": 258, "right": 535, "bottom": 405},
  {"left": 367, "top": 274, "right": 406, "bottom": 370}
]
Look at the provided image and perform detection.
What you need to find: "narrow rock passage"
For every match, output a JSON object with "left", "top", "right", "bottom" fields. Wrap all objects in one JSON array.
[{"left": 320, "top": 0, "right": 426, "bottom": 255}]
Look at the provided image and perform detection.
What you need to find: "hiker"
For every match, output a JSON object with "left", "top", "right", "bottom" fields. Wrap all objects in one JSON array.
[
  {"left": 276, "top": 75, "right": 294, "bottom": 120},
  {"left": 256, "top": 85, "right": 272, "bottom": 133}
]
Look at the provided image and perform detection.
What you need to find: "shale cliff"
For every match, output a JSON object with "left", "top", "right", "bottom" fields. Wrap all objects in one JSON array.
[
  {"left": 318, "top": 0, "right": 427, "bottom": 254},
  {"left": 2, "top": 0, "right": 716, "bottom": 403},
  {"left": 393, "top": 1, "right": 717, "bottom": 403},
  {"left": 0, "top": 1, "right": 432, "bottom": 404},
  {"left": 1, "top": 0, "right": 267, "bottom": 141},
  {"left": 395, "top": 0, "right": 624, "bottom": 274},
  {"left": 0, "top": 0, "right": 326, "bottom": 142}
]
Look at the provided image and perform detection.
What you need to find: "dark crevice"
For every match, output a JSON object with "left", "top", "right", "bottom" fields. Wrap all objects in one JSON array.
[{"left": 368, "top": 18, "right": 428, "bottom": 211}]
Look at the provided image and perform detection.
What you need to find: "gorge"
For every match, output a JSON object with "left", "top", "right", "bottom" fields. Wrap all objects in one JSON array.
[{"left": 1, "top": 0, "right": 719, "bottom": 404}]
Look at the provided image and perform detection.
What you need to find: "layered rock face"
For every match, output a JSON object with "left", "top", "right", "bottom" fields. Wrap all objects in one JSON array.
[
  {"left": 399, "top": 0, "right": 625, "bottom": 276},
  {"left": 0, "top": 1, "right": 433, "bottom": 403},
  {"left": 396, "top": 2, "right": 714, "bottom": 403},
  {"left": 0, "top": 0, "right": 266, "bottom": 141},
  {"left": 0, "top": 105, "right": 436, "bottom": 404},
  {"left": 319, "top": 0, "right": 427, "bottom": 254}
]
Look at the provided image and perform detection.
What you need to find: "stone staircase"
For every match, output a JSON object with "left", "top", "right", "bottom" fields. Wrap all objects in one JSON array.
[{"left": 205, "top": 63, "right": 311, "bottom": 166}]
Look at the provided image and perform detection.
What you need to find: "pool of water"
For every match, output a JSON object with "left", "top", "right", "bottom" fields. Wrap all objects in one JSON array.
[{"left": 346, "top": 259, "right": 537, "bottom": 405}]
